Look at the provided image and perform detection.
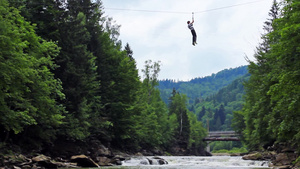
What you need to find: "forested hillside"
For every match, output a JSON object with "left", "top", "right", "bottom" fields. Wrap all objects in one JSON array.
[
  {"left": 193, "top": 74, "right": 250, "bottom": 131},
  {"left": 158, "top": 66, "right": 249, "bottom": 133},
  {"left": 158, "top": 65, "right": 248, "bottom": 104},
  {"left": 0, "top": 0, "right": 206, "bottom": 156}
]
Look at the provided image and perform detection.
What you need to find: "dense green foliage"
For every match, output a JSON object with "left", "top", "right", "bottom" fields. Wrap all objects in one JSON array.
[
  {"left": 159, "top": 67, "right": 249, "bottom": 132},
  {"left": 0, "top": 0, "right": 65, "bottom": 144},
  {"left": 190, "top": 75, "right": 249, "bottom": 152},
  {"left": 158, "top": 67, "right": 249, "bottom": 152},
  {"left": 194, "top": 75, "right": 249, "bottom": 131},
  {"left": 232, "top": 0, "right": 300, "bottom": 151},
  {"left": 2, "top": 0, "right": 298, "bottom": 156},
  {"left": 0, "top": 0, "right": 207, "bottom": 153},
  {"left": 158, "top": 66, "right": 248, "bottom": 104}
]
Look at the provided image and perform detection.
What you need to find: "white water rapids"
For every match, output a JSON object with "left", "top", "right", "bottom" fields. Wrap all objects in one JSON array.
[{"left": 103, "top": 156, "right": 271, "bottom": 169}]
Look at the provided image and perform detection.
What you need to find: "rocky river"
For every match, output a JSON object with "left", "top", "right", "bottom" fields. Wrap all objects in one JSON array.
[
  {"left": 1, "top": 142, "right": 299, "bottom": 169},
  {"left": 100, "top": 155, "right": 271, "bottom": 169}
]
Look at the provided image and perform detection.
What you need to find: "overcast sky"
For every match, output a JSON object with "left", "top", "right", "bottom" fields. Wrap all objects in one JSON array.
[{"left": 101, "top": 0, "right": 273, "bottom": 81}]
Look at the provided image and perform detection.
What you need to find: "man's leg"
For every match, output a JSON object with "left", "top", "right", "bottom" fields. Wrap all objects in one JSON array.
[
  {"left": 192, "top": 30, "right": 197, "bottom": 44},
  {"left": 193, "top": 35, "right": 196, "bottom": 44}
]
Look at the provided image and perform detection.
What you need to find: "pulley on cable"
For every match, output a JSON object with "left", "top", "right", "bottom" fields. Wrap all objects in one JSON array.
[{"left": 187, "top": 12, "right": 197, "bottom": 46}]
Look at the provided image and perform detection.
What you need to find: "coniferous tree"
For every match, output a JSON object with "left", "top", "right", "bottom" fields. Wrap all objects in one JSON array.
[
  {"left": 239, "top": 0, "right": 280, "bottom": 149},
  {"left": 218, "top": 104, "right": 226, "bottom": 125},
  {"left": 197, "top": 106, "right": 206, "bottom": 121},
  {"left": 57, "top": 11, "right": 99, "bottom": 139},
  {"left": 266, "top": 0, "right": 300, "bottom": 147},
  {"left": 235, "top": 0, "right": 300, "bottom": 151},
  {"left": 125, "top": 43, "right": 134, "bottom": 61}
]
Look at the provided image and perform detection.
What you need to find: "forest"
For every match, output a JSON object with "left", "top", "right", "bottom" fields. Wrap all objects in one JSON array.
[
  {"left": 0, "top": 0, "right": 206, "bottom": 155},
  {"left": 232, "top": 0, "right": 300, "bottom": 153},
  {"left": 158, "top": 66, "right": 249, "bottom": 152},
  {"left": 159, "top": 67, "right": 249, "bottom": 130},
  {"left": 0, "top": 0, "right": 299, "bottom": 163},
  {"left": 158, "top": 65, "right": 248, "bottom": 104}
]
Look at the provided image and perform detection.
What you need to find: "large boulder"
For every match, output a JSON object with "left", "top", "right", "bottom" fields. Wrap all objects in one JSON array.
[
  {"left": 32, "top": 155, "right": 51, "bottom": 162},
  {"left": 273, "top": 153, "right": 297, "bottom": 166},
  {"left": 146, "top": 157, "right": 168, "bottom": 165},
  {"left": 71, "top": 154, "right": 99, "bottom": 168},
  {"left": 97, "top": 156, "right": 113, "bottom": 166},
  {"left": 152, "top": 157, "right": 168, "bottom": 165},
  {"left": 242, "top": 152, "right": 263, "bottom": 160},
  {"left": 31, "top": 154, "right": 59, "bottom": 169},
  {"left": 242, "top": 151, "right": 276, "bottom": 161},
  {"left": 96, "top": 145, "right": 112, "bottom": 157},
  {"left": 110, "top": 155, "right": 127, "bottom": 165}
]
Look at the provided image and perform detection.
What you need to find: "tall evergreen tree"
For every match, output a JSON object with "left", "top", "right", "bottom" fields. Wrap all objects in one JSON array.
[
  {"left": 266, "top": 0, "right": 300, "bottom": 147},
  {"left": 56, "top": 11, "right": 99, "bottom": 139},
  {"left": 124, "top": 43, "right": 134, "bottom": 61},
  {"left": 235, "top": 0, "right": 300, "bottom": 151},
  {"left": 90, "top": 19, "right": 140, "bottom": 147},
  {"left": 218, "top": 104, "right": 226, "bottom": 125},
  {"left": 8, "top": 0, "right": 65, "bottom": 42},
  {"left": 197, "top": 106, "right": 206, "bottom": 121}
]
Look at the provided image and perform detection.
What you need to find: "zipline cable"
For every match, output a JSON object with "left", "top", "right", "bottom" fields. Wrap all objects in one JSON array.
[
  {"left": 104, "top": 7, "right": 191, "bottom": 14},
  {"left": 194, "top": 0, "right": 269, "bottom": 14},
  {"left": 105, "top": 0, "right": 269, "bottom": 15}
]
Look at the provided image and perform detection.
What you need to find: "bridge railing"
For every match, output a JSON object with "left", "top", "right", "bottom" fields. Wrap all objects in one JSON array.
[
  {"left": 208, "top": 131, "right": 238, "bottom": 137},
  {"left": 203, "top": 131, "right": 240, "bottom": 142}
]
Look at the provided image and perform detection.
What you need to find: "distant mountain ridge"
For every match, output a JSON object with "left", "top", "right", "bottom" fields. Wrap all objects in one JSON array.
[{"left": 158, "top": 65, "right": 248, "bottom": 104}]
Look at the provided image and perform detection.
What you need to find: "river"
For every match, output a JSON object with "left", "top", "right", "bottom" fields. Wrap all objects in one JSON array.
[{"left": 99, "top": 156, "right": 271, "bottom": 169}]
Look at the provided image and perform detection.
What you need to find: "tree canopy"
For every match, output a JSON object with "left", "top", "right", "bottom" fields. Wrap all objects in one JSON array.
[
  {"left": 0, "top": 0, "right": 207, "bottom": 154},
  {"left": 0, "top": 0, "right": 65, "bottom": 144},
  {"left": 232, "top": 0, "right": 300, "bottom": 151}
]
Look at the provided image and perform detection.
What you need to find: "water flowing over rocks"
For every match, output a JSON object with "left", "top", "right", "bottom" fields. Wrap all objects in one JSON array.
[
  {"left": 122, "top": 156, "right": 168, "bottom": 166},
  {"left": 2, "top": 140, "right": 298, "bottom": 168},
  {"left": 122, "top": 155, "right": 271, "bottom": 168}
]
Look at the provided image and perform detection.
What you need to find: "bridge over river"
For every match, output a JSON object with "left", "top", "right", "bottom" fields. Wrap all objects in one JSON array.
[
  {"left": 203, "top": 131, "right": 240, "bottom": 152},
  {"left": 204, "top": 131, "right": 240, "bottom": 141}
]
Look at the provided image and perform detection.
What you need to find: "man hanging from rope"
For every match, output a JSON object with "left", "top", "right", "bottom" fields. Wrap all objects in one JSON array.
[{"left": 187, "top": 12, "right": 197, "bottom": 46}]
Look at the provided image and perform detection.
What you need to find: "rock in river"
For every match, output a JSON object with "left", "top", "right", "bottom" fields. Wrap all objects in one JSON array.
[{"left": 70, "top": 154, "right": 100, "bottom": 168}]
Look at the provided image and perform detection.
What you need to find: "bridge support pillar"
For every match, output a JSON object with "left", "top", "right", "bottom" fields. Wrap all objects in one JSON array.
[{"left": 206, "top": 141, "right": 211, "bottom": 152}]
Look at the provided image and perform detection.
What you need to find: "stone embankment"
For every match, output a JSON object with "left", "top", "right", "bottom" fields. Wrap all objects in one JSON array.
[
  {"left": 0, "top": 144, "right": 170, "bottom": 168},
  {"left": 242, "top": 145, "right": 299, "bottom": 169},
  {"left": 0, "top": 154, "right": 102, "bottom": 168}
]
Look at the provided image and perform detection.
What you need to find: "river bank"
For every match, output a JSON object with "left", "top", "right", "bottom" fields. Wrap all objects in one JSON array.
[
  {"left": 0, "top": 142, "right": 299, "bottom": 168},
  {"left": 0, "top": 153, "right": 268, "bottom": 169},
  {"left": 1, "top": 152, "right": 299, "bottom": 169},
  {"left": 0, "top": 139, "right": 188, "bottom": 169},
  {"left": 1, "top": 151, "right": 299, "bottom": 169}
]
